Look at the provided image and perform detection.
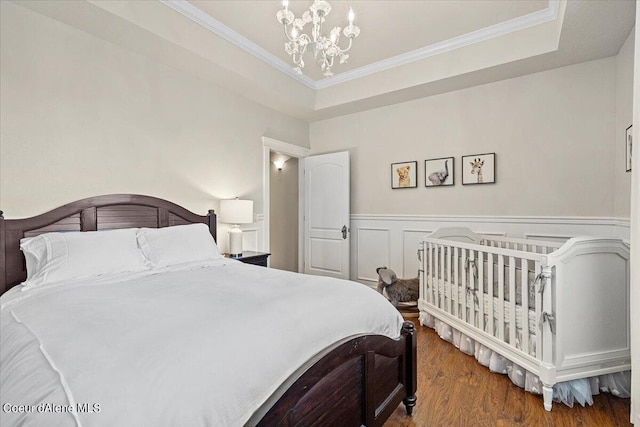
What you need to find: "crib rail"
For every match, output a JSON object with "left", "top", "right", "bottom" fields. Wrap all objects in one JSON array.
[
  {"left": 479, "top": 235, "right": 563, "bottom": 255},
  {"left": 420, "top": 237, "right": 553, "bottom": 366}
]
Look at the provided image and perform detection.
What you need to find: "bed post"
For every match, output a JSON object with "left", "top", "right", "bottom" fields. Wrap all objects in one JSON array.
[
  {"left": 0, "top": 210, "right": 6, "bottom": 293},
  {"left": 540, "top": 264, "right": 555, "bottom": 411},
  {"left": 207, "top": 210, "right": 217, "bottom": 243},
  {"left": 402, "top": 321, "right": 417, "bottom": 415}
]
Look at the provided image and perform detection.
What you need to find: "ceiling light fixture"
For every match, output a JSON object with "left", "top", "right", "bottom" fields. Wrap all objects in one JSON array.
[{"left": 276, "top": 0, "right": 360, "bottom": 77}]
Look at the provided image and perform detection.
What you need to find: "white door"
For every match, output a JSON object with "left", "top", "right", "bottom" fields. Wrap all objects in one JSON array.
[{"left": 303, "top": 151, "right": 350, "bottom": 279}]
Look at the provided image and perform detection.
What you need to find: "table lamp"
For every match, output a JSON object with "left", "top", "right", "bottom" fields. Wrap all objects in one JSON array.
[{"left": 220, "top": 198, "right": 254, "bottom": 256}]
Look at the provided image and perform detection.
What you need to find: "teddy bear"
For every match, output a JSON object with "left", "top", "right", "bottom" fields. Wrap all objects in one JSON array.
[{"left": 376, "top": 267, "right": 419, "bottom": 307}]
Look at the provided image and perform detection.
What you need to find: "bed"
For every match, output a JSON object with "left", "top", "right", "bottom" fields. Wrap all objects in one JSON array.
[
  {"left": 0, "top": 194, "right": 416, "bottom": 427},
  {"left": 418, "top": 227, "right": 630, "bottom": 411}
]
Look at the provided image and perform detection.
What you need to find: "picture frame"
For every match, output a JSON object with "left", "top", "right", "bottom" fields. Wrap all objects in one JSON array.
[
  {"left": 425, "top": 157, "right": 454, "bottom": 187},
  {"left": 462, "top": 153, "right": 496, "bottom": 185},
  {"left": 391, "top": 161, "right": 417, "bottom": 189},
  {"left": 626, "top": 125, "right": 632, "bottom": 172}
]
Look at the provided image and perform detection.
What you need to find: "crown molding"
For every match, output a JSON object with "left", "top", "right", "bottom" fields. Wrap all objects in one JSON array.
[
  {"left": 315, "top": 0, "right": 561, "bottom": 89},
  {"left": 159, "top": 0, "right": 316, "bottom": 89},
  {"left": 160, "top": 0, "right": 560, "bottom": 91}
]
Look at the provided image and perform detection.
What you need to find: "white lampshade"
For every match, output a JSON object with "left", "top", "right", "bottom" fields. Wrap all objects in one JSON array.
[{"left": 220, "top": 199, "right": 253, "bottom": 224}]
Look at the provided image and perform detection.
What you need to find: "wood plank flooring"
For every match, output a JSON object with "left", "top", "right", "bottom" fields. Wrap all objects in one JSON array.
[{"left": 386, "top": 319, "right": 632, "bottom": 427}]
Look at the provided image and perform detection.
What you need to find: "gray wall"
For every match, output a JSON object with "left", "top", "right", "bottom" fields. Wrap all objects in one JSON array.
[
  {"left": 269, "top": 156, "right": 299, "bottom": 272},
  {"left": 310, "top": 55, "right": 633, "bottom": 219},
  {"left": 615, "top": 28, "right": 635, "bottom": 217},
  {"left": 0, "top": 1, "right": 309, "bottom": 220}
]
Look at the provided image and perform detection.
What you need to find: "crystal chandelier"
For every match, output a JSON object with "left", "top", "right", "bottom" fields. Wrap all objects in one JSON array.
[{"left": 276, "top": 0, "right": 360, "bottom": 77}]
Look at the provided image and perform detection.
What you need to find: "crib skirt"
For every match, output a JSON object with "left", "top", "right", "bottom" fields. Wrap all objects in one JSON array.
[{"left": 420, "top": 311, "right": 631, "bottom": 407}]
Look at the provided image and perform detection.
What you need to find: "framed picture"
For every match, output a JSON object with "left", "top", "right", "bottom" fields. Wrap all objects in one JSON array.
[
  {"left": 425, "top": 157, "right": 454, "bottom": 187},
  {"left": 462, "top": 153, "right": 496, "bottom": 185},
  {"left": 626, "top": 125, "right": 632, "bottom": 172},
  {"left": 391, "top": 161, "right": 417, "bottom": 189}
]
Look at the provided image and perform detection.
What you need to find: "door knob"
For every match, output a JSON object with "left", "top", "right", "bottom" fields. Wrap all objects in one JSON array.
[{"left": 341, "top": 225, "right": 348, "bottom": 239}]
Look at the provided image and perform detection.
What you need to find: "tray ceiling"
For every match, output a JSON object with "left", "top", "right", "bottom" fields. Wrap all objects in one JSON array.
[
  {"left": 190, "top": 0, "right": 549, "bottom": 81},
  {"left": 13, "top": 0, "right": 637, "bottom": 120}
]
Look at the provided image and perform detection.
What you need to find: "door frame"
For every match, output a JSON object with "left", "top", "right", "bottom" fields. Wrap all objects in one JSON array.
[{"left": 262, "top": 137, "right": 310, "bottom": 272}]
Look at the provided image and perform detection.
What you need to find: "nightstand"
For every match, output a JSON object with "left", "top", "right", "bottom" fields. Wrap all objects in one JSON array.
[{"left": 226, "top": 251, "right": 271, "bottom": 267}]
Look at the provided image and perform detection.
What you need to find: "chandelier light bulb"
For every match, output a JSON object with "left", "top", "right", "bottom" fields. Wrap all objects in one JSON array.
[{"left": 276, "top": 0, "right": 360, "bottom": 77}]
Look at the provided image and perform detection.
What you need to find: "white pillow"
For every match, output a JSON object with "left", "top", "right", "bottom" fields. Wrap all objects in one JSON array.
[
  {"left": 137, "top": 223, "right": 222, "bottom": 268},
  {"left": 20, "top": 228, "right": 149, "bottom": 288}
]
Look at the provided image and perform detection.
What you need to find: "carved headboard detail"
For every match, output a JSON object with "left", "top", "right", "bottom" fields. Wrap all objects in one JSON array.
[{"left": 0, "top": 194, "right": 217, "bottom": 294}]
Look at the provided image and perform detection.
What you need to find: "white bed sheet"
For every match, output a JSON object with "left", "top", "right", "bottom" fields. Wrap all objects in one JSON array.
[{"left": 0, "top": 259, "right": 403, "bottom": 427}]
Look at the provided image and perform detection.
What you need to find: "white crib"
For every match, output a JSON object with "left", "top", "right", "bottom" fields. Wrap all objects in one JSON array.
[{"left": 418, "top": 227, "right": 630, "bottom": 411}]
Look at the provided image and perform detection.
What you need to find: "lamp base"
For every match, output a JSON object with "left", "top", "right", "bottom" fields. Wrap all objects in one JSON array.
[{"left": 229, "top": 224, "right": 243, "bottom": 257}]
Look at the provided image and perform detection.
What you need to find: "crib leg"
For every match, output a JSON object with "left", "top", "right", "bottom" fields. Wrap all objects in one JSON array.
[{"left": 542, "top": 384, "right": 553, "bottom": 411}]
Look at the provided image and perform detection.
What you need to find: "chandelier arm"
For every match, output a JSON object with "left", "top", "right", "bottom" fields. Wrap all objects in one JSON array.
[
  {"left": 299, "top": 42, "right": 309, "bottom": 59},
  {"left": 335, "top": 37, "right": 354, "bottom": 54},
  {"left": 292, "top": 40, "right": 310, "bottom": 66},
  {"left": 314, "top": 16, "right": 324, "bottom": 43},
  {"left": 282, "top": 25, "right": 297, "bottom": 42},
  {"left": 299, "top": 34, "right": 312, "bottom": 44},
  {"left": 327, "top": 55, "right": 335, "bottom": 68}
]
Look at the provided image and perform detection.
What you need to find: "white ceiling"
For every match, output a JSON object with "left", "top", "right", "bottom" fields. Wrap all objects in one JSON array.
[{"left": 14, "top": 0, "right": 637, "bottom": 120}]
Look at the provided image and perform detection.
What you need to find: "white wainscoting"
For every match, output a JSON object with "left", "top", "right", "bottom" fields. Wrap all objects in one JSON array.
[
  {"left": 351, "top": 214, "right": 630, "bottom": 288},
  {"left": 242, "top": 213, "right": 265, "bottom": 252}
]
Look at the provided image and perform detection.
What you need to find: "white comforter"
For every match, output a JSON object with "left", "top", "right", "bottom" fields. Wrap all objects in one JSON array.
[{"left": 0, "top": 259, "right": 403, "bottom": 427}]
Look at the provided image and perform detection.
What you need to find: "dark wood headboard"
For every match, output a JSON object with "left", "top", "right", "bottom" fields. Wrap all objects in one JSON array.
[{"left": 0, "top": 194, "right": 217, "bottom": 295}]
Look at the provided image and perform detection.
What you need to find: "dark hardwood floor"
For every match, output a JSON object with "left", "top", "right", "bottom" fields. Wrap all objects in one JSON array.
[{"left": 387, "top": 318, "right": 632, "bottom": 427}]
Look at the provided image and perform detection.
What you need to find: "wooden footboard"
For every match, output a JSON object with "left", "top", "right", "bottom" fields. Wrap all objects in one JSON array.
[{"left": 253, "top": 322, "right": 417, "bottom": 427}]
